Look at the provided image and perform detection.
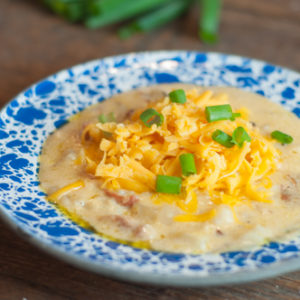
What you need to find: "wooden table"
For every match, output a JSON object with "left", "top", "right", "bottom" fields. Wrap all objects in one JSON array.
[{"left": 1, "top": 0, "right": 300, "bottom": 299}]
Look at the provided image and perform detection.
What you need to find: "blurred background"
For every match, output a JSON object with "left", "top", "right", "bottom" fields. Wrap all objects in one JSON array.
[
  {"left": 1, "top": 0, "right": 299, "bottom": 103},
  {"left": 0, "top": 1, "right": 300, "bottom": 299}
]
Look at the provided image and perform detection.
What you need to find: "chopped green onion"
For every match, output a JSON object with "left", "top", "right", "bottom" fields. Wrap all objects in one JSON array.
[
  {"left": 168, "top": 89, "right": 187, "bottom": 104},
  {"left": 232, "top": 126, "right": 251, "bottom": 148},
  {"left": 230, "top": 112, "right": 241, "bottom": 121},
  {"left": 118, "top": 0, "right": 191, "bottom": 39},
  {"left": 233, "top": 113, "right": 241, "bottom": 118},
  {"left": 198, "top": 0, "right": 222, "bottom": 44},
  {"left": 140, "top": 108, "right": 164, "bottom": 127},
  {"left": 212, "top": 129, "right": 234, "bottom": 148},
  {"left": 98, "top": 112, "right": 116, "bottom": 123},
  {"left": 156, "top": 175, "right": 182, "bottom": 194},
  {"left": 271, "top": 130, "right": 293, "bottom": 144},
  {"left": 98, "top": 114, "right": 106, "bottom": 123},
  {"left": 179, "top": 153, "right": 197, "bottom": 176},
  {"left": 205, "top": 104, "right": 233, "bottom": 122}
]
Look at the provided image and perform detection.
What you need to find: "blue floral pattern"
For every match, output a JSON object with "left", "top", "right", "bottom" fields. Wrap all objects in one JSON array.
[{"left": 1, "top": 51, "right": 300, "bottom": 285}]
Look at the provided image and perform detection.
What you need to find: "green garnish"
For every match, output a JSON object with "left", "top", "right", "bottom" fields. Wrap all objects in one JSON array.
[
  {"left": 179, "top": 153, "right": 197, "bottom": 176},
  {"left": 43, "top": 0, "right": 222, "bottom": 42},
  {"left": 168, "top": 89, "right": 187, "bottom": 104},
  {"left": 98, "top": 112, "right": 116, "bottom": 123},
  {"left": 271, "top": 130, "right": 293, "bottom": 144},
  {"left": 212, "top": 129, "right": 234, "bottom": 148},
  {"left": 205, "top": 104, "right": 234, "bottom": 122},
  {"left": 85, "top": 0, "right": 170, "bottom": 28},
  {"left": 156, "top": 175, "right": 182, "bottom": 194},
  {"left": 230, "top": 112, "right": 241, "bottom": 121},
  {"left": 198, "top": 0, "right": 222, "bottom": 44},
  {"left": 43, "top": 0, "right": 85, "bottom": 22},
  {"left": 232, "top": 126, "right": 251, "bottom": 148},
  {"left": 118, "top": 0, "right": 191, "bottom": 39},
  {"left": 140, "top": 108, "right": 164, "bottom": 128}
]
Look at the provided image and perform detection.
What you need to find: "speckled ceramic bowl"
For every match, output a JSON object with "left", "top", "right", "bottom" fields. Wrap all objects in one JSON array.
[{"left": 1, "top": 51, "right": 300, "bottom": 286}]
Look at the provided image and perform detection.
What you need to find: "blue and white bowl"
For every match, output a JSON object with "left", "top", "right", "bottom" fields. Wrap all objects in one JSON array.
[{"left": 1, "top": 51, "right": 300, "bottom": 286}]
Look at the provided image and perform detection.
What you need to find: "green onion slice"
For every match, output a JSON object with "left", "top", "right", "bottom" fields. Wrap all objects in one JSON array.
[
  {"left": 230, "top": 112, "right": 241, "bottom": 121},
  {"left": 212, "top": 129, "right": 234, "bottom": 148},
  {"left": 98, "top": 112, "right": 116, "bottom": 123},
  {"left": 232, "top": 126, "right": 251, "bottom": 148},
  {"left": 179, "top": 153, "right": 197, "bottom": 176},
  {"left": 140, "top": 108, "right": 164, "bottom": 127},
  {"left": 271, "top": 130, "right": 293, "bottom": 144},
  {"left": 169, "top": 89, "right": 187, "bottom": 104},
  {"left": 205, "top": 104, "right": 233, "bottom": 122},
  {"left": 156, "top": 175, "right": 182, "bottom": 194}
]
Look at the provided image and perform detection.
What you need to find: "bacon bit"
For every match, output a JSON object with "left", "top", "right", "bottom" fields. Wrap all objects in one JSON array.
[
  {"left": 111, "top": 215, "right": 130, "bottom": 228},
  {"left": 103, "top": 189, "right": 124, "bottom": 202},
  {"left": 124, "top": 109, "right": 134, "bottom": 120},
  {"left": 103, "top": 189, "right": 139, "bottom": 207},
  {"left": 216, "top": 229, "right": 223, "bottom": 235},
  {"left": 128, "top": 195, "right": 139, "bottom": 207},
  {"left": 281, "top": 184, "right": 292, "bottom": 202},
  {"left": 82, "top": 123, "right": 101, "bottom": 143},
  {"left": 98, "top": 215, "right": 145, "bottom": 239},
  {"left": 80, "top": 122, "right": 91, "bottom": 141},
  {"left": 132, "top": 224, "right": 145, "bottom": 238},
  {"left": 281, "top": 176, "right": 298, "bottom": 202},
  {"left": 281, "top": 191, "right": 290, "bottom": 202},
  {"left": 281, "top": 185, "right": 291, "bottom": 202},
  {"left": 84, "top": 130, "right": 91, "bottom": 141},
  {"left": 99, "top": 215, "right": 131, "bottom": 228}
]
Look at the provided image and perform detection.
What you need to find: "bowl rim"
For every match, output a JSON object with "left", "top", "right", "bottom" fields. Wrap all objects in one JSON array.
[{"left": 1, "top": 50, "right": 300, "bottom": 286}]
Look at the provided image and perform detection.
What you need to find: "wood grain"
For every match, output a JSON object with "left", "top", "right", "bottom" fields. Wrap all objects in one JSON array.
[{"left": 1, "top": 0, "right": 300, "bottom": 298}]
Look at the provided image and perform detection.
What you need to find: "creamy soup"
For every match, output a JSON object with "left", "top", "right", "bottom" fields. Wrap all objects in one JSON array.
[{"left": 39, "top": 84, "right": 300, "bottom": 254}]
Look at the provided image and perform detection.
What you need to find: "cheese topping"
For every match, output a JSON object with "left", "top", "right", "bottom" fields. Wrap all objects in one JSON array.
[
  {"left": 48, "top": 180, "right": 85, "bottom": 202},
  {"left": 81, "top": 89, "right": 280, "bottom": 221}
]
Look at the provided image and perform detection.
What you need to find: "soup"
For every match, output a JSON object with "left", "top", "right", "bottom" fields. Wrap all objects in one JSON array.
[{"left": 39, "top": 84, "right": 300, "bottom": 254}]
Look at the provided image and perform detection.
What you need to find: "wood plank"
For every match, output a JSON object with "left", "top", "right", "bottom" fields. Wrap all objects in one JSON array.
[{"left": 1, "top": 0, "right": 300, "bottom": 298}]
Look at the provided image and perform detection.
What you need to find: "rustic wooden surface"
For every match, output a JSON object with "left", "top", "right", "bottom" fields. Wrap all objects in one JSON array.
[{"left": 1, "top": 0, "right": 300, "bottom": 299}]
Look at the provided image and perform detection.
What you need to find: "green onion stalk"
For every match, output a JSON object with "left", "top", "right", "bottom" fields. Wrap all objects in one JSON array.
[{"left": 42, "top": 0, "right": 223, "bottom": 43}]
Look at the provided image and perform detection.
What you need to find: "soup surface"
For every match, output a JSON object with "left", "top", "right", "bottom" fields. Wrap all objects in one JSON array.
[{"left": 39, "top": 84, "right": 300, "bottom": 254}]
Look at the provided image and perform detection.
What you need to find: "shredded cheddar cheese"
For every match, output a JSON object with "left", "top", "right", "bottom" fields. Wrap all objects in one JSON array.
[
  {"left": 48, "top": 180, "right": 85, "bottom": 202},
  {"left": 174, "top": 209, "right": 217, "bottom": 222},
  {"left": 80, "top": 89, "right": 280, "bottom": 222}
]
